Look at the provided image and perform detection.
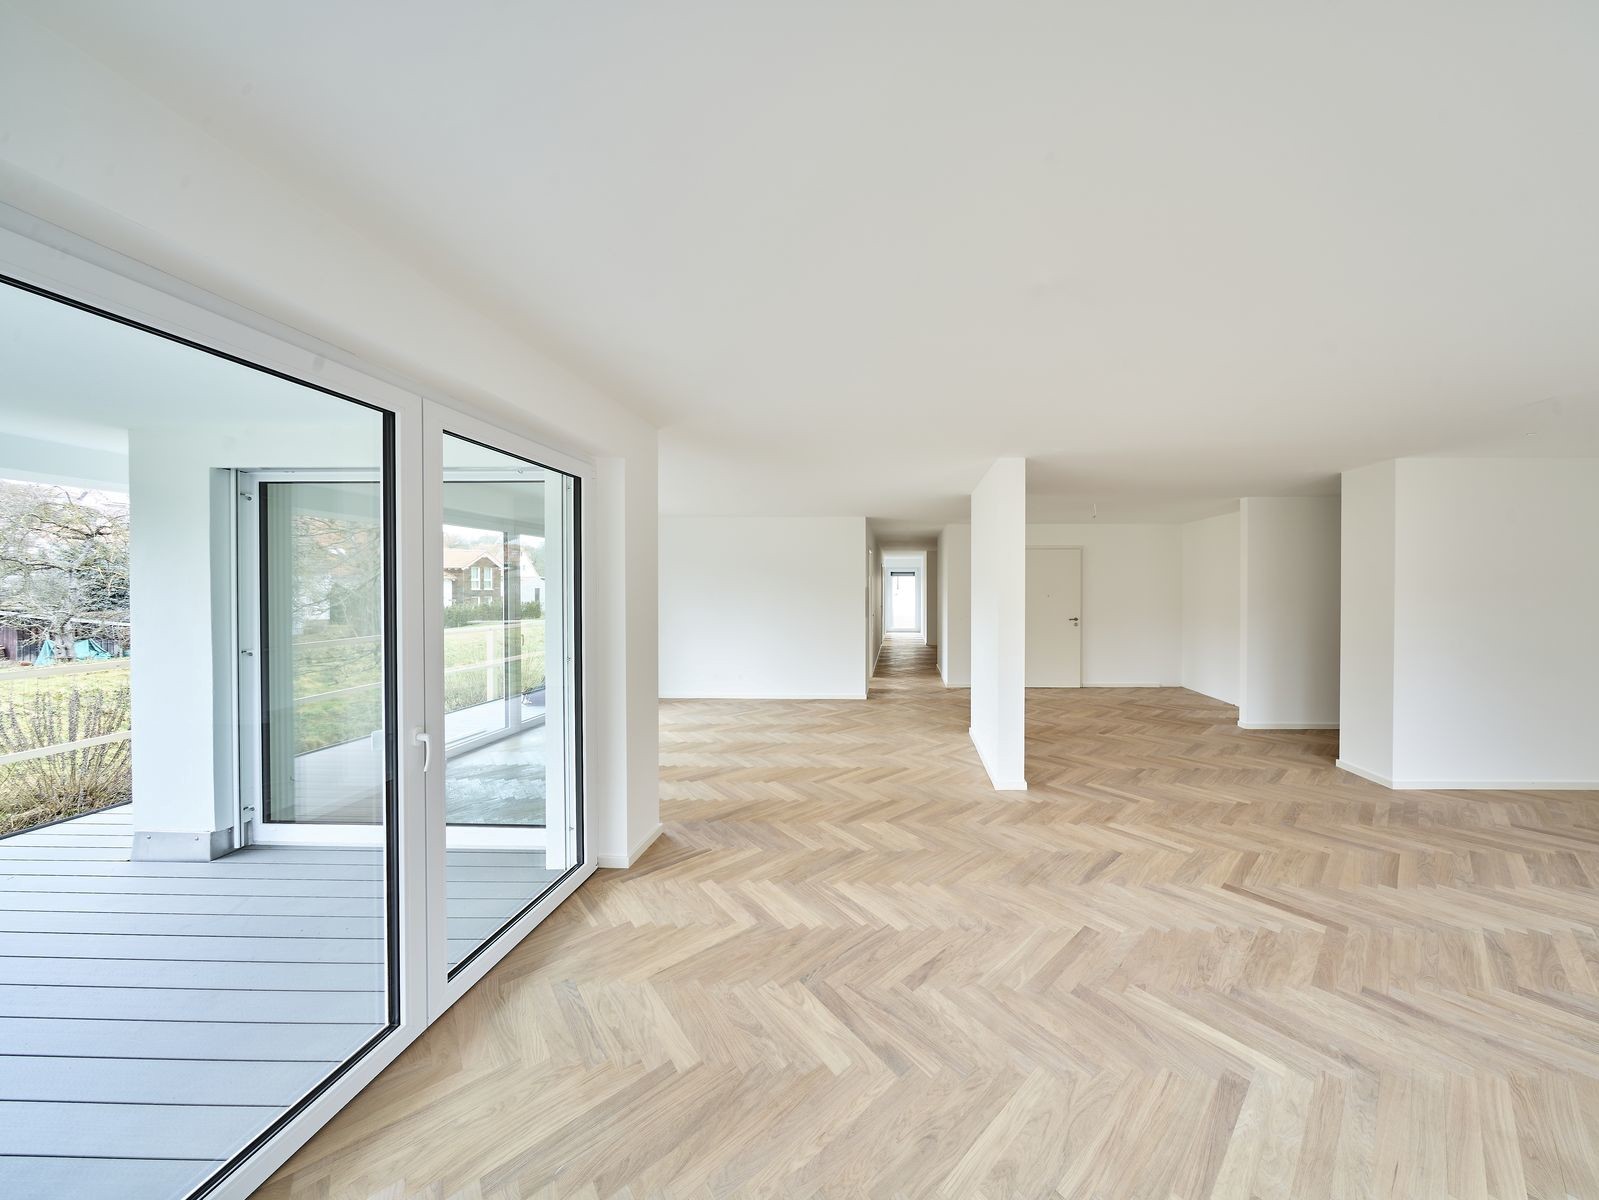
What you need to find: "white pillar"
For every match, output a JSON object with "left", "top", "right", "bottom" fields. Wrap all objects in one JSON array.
[
  {"left": 1338, "top": 464, "right": 1396, "bottom": 780},
  {"left": 1238, "top": 496, "right": 1341, "bottom": 730},
  {"left": 1340, "top": 457, "right": 1599, "bottom": 789},
  {"left": 969, "top": 458, "right": 1027, "bottom": 790},
  {"left": 587, "top": 441, "right": 661, "bottom": 868},
  {"left": 127, "top": 431, "right": 236, "bottom": 859}
]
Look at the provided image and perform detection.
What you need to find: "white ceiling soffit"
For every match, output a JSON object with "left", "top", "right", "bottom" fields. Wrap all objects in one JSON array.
[{"left": 16, "top": 1, "right": 1599, "bottom": 525}]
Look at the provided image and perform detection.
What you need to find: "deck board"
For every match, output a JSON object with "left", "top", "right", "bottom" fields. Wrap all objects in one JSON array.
[{"left": 0, "top": 806, "right": 562, "bottom": 1197}]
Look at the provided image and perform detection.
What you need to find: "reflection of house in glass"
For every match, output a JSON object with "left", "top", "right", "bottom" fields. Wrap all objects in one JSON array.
[{"left": 442, "top": 545, "right": 545, "bottom": 608}]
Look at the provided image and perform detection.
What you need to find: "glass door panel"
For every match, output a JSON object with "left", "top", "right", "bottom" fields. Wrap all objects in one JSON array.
[
  {"left": 256, "top": 478, "right": 387, "bottom": 827},
  {"left": 437, "top": 432, "right": 580, "bottom": 974}
]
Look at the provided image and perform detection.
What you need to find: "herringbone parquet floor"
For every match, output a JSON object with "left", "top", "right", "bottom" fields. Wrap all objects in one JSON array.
[{"left": 263, "top": 636, "right": 1599, "bottom": 1198}]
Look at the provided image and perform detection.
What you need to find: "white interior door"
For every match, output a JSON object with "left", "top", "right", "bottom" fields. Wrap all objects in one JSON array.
[{"left": 1026, "top": 546, "right": 1082, "bottom": 686}]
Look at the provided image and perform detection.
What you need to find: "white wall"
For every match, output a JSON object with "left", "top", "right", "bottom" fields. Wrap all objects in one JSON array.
[
  {"left": 1338, "top": 462, "right": 1396, "bottom": 780},
  {"left": 1180, "top": 511, "right": 1241, "bottom": 705},
  {"left": 660, "top": 516, "right": 867, "bottom": 699},
  {"left": 1385, "top": 459, "right": 1596, "bottom": 787},
  {"left": 924, "top": 548, "right": 939, "bottom": 649},
  {"left": 0, "top": 8, "right": 661, "bottom": 865},
  {"left": 1239, "top": 496, "right": 1341, "bottom": 728},
  {"left": 1027, "top": 524, "right": 1182, "bottom": 686},
  {"left": 970, "top": 459, "right": 1027, "bottom": 789},
  {"left": 938, "top": 523, "right": 971, "bottom": 687}
]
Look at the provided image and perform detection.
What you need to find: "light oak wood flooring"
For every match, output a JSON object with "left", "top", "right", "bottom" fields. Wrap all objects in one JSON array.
[{"left": 262, "top": 635, "right": 1599, "bottom": 1198}]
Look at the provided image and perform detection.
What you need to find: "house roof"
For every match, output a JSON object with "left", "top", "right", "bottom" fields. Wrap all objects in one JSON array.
[
  {"left": 443, "top": 546, "right": 545, "bottom": 577},
  {"left": 443, "top": 546, "right": 500, "bottom": 570}
]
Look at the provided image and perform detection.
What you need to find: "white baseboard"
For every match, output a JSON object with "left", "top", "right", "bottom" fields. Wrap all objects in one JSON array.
[
  {"left": 1239, "top": 721, "right": 1339, "bottom": 730},
  {"left": 1336, "top": 760, "right": 1599, "bottom": 791},
  {"left": 968, "top": 727, "right": 1027, "bottom": 791},
  {"left": 595, "top": 822, "right": 663, "bottom": 869},
  {"left": 1335, "top": 758, "right": 1394, "bottom": 787}
]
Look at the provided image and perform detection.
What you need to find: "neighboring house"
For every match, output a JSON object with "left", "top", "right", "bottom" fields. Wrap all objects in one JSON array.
[{"left": 442, "top": 546, "right": 544, "bottom": 608}]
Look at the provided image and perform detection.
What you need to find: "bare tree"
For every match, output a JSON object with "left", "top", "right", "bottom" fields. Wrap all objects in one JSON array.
[{"left": 0, "top": 480, "right": 130, "bottom": 659}]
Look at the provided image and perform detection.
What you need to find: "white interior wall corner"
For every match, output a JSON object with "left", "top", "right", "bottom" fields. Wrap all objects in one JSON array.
[
  {"left": 938, "top": 524, "right": 971, "bottom": 687},
  {"left": 1238, "top": 496, "right": 1341, "bottom": 728},
  {"left": 1179, "top": 511, "right": 1241, "bottom": 705}
]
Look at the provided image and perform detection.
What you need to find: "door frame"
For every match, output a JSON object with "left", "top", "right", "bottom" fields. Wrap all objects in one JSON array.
[
  {"left": 421, "top": 401, "right": 595, "bottom": 1022},
  {"left": 236, "top": 467, "right": 390, "bottom": 848},
  {"left": 1025, "top": 544, "right": 1084, "bottom": 687}
]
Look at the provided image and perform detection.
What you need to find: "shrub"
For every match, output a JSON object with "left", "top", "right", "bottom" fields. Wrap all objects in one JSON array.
[{"left": 0, "top": 686, "right": 131, "bottom": 835}]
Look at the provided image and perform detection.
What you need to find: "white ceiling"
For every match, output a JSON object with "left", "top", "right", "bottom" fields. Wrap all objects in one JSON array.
[
  {"left": 0, "top": 275, "right": 380, "bottom": 486},
  {"left": 24, "top": 1, "right": 1599, "bottom": 526}
]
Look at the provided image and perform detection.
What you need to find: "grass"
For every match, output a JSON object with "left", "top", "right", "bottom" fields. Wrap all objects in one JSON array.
[
  {"left": 0, "top": 620, "right": 548, "bottom": 833},
  {"left": 0, "top": 662, "right": 132, "bottom": 713},
  {"left": 0, "top": 620, "right": 547, "bottom": 756}
]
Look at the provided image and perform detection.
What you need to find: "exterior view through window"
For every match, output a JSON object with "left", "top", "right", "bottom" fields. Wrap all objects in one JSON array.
[
  {"left": 889, "top": 570, "right": 918, "bottom": 631},
  {"left": 440, "top": 432, "right": 580, "bottom": 972},
  {"left": 0, "top": 277, "right": 396, "bottom": 1197}
]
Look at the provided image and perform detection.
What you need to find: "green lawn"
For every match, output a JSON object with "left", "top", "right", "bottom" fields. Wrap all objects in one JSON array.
[
  {"left": 0, "top": 621, "right": 547, "bottom": 757},
  {"left": 0, "top": 662, "right": 132, "bottom": 718}
]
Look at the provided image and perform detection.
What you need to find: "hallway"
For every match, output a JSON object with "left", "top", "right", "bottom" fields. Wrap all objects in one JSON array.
[{"left": 265, "top": 667, "right": 1599, "bottom": 1197}]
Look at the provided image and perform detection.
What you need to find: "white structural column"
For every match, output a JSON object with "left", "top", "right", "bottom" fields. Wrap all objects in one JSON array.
[
  {"left": 1338, "top": 462, "right": 1397, "bottom": 780},
  {"left": 1238, "top": 496, "right": 1341, "bottom": 729},
  {"left": 969, "top": 458, "right": 1027, "bottom": 790},
  {"left": 1340, "top": 457, "right": 1599, "bottom": 789},
  {"left": 127, "top": 429, "right": 237, "bottom": 860},
  {"left": 590, "top": 446, "right": 663, "bottom": 868}
]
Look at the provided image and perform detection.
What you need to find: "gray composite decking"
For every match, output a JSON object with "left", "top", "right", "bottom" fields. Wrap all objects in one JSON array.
[{"left": 0, "top": 805, "right": 560, "bottom": 1199}]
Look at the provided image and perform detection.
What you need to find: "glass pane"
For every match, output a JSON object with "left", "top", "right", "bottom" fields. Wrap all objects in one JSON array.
[
  {"left": 0, "top": 278, "right": 394, "bottom": 1198},
  {"left": 261, "top": 480, "right": 386, "bottom": 824},
  {"left": 891, "top": 573, "right": 917, "bottom": 630},
  {"left": 441, "top": 433, "right": 578, "bottom": 973}
]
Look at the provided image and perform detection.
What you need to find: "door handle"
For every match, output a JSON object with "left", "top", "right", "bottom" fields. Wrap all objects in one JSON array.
[
  {"left": 414, "top": 728, "right": 434, "bottom": 772},
  {"left": 1069, "top": 617, "right": 1080, "bottom": 625}
]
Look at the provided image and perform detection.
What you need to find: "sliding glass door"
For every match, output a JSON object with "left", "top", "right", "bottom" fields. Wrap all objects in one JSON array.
[
  {"left": 426, "top": 414, "right": 586, "bottom": 1000},
  {"left": 241, "top": 475, "right": 388, "bottom": 836},
  {"left": 0, "top": 271, "right": 407, "bottom": 1200},
  {"left": 0, "top": 230, "right": 596, "bottom": 1197}
]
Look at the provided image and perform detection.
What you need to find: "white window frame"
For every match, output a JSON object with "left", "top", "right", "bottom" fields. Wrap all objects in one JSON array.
[{"left": 0, "top": 203, "right": 596, "bottom": 1199}]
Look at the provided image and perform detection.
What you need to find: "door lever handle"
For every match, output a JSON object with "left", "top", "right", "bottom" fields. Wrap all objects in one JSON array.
[
  {"left": 414, "top": 728, "right": 434, "bottom": 772},
  {"left": 1069, "top": 617, "right": 1080, "bottom": 626}
]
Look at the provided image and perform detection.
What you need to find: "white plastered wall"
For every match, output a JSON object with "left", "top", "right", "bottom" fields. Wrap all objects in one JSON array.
[
  {"left": 1180, "top": 511, "right": 1241, "bottom": 705},
  {"left": 659, "top": 516, "right": 868, "bottom": 699},
  {"left": 1027, "top": 524, "right": 1182, "bottom": 686},
  {"left": 938, "top": 523, "right": 971, "bottom": 687},
  {"left": 1238, "top": 496, "right": 1341, "bottom": 729}
]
